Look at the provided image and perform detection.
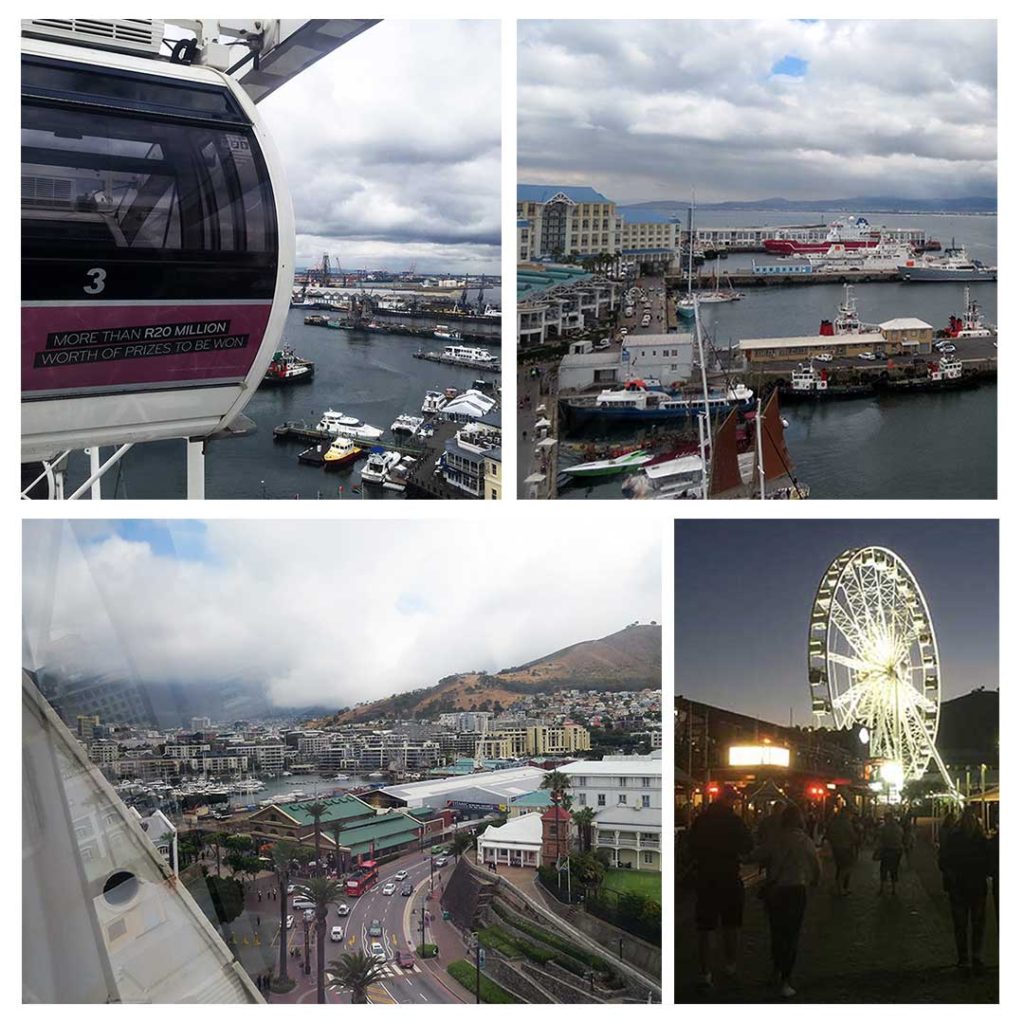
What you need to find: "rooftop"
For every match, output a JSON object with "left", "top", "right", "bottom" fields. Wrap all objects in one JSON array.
[
  {"left": 257, "top": 793, "right": 373, "bottom": 826},
  {"left": 739, "top": 331, "right": 886, "bottom": 350},
  {"left": 479, "top": 812, "right": 543, "bottom": 847},
  {"left": 381, "top": 766, "right": 547, "bottom": 805},
  {"left": 879, "top": 317, "right": 934, "bottom": 331},
  {"left": 518, "top": 184, "right": 612, "bottom": 205}
]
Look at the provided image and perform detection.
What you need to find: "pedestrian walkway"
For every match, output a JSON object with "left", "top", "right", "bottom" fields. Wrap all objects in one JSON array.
[{"left": 677, "top": 840, "right": 998, "bottom": 1002}]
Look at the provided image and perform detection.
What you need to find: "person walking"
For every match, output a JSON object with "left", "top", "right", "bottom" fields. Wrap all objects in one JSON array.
[
  {"left": 751, "top": 804, "right": 821, "bottom": 999},
  {"left": 939, "top": 808, "right": 990, "bottom": 973},
  {"left": 825, "top": 805, "right": 857, "bottom": 895},
  {"left": 687, "top": 787, "right": 753, "bottom": 989},
  {"left": 876, "top": 812, "right": 904, "bottom": 895}
]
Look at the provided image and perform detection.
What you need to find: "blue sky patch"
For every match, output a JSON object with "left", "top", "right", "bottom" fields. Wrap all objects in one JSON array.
[{"left": 771, "top": 55, "right": 808, "bottom": 78}]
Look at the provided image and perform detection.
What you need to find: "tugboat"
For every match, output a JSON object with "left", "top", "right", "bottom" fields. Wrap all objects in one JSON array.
[
  {"left": 262, "top": 346, "right": 315, "bottom": 387},
  {"left": 322, "top": 436, "right": 363, "bottom": 470}
]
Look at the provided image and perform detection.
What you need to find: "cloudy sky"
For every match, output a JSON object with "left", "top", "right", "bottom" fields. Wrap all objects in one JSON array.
[
  {"left": 23, "top": 520, "right": 660, "bottom": 709},
  {"left": 519, "top": 20, "right": 996, "bottom": 204},
  {"left": 675, "top": 521, "right": 998, "bottom": 724},
  {"left": 260, "top": 20, "right": 500, "bottom": 274}
]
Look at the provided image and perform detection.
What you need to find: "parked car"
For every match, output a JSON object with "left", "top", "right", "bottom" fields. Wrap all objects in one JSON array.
[
  {"left": 369, "top": 919, "right": 383, "bottom": 937},
  {"left": 395, "top": 952, "right": 416, "bottom": 970},
  {"left": 330, "top": 925, "right": 343, "bottom": 942},
  {"left": 382, "top": 882, "right": 397, "bottom": 896},
  {"left": 370, "top": 941, "right": 387, "bottom": 962},
  {"left": 337, "top": 903, "right": 350, "bottom": 916},
  {"left": 293, "top": 897, "right": 315, "bottom": 910},
  {"left": 857, "top": 352, "right": 877, "bottom": 360},
  {"left": 303, "top": 909, "right": 314, "bottom": 923},
  {"left": 286, "top": 885, "right": 296, "bottom": 894},
  {"left": 814, "top": 352, "right": 833, "bottom": 362}
]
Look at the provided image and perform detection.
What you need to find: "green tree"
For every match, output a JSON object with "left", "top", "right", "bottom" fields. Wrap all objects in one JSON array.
[
  {"left": 326, "top": 951, "right": 387, "bottom": 1004},
  {"left": 569, "top": 852, "right": 606, "bottom": 889},
  {"left": 188, "top": 875, "right": 244, "bottom": 934},
  {"left": 306, "top": 801, "right": 328, "bottom": 876},
  {"left": 572, "top": 807, "right": 596, "bottom": 854},
  {"left": 294, "top": 876, "right": 346, "bottom": 1004},
  {"left": 449, "top": 830, "right": 474, "bottom": 858},
  {"left": 270, "top": 840, "right": 299, "bottom": 988}
]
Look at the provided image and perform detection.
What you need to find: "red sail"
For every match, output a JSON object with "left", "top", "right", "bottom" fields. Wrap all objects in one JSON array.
[
  {"left": 709, "top": 406, "right": 743, "bottom": 497},
  {"left": 758, "top": 389, "right": 794, "bottom": 483}
]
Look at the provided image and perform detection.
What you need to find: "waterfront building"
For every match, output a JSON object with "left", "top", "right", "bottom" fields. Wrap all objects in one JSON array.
[
  {"left": 379, "top": 765, "right": 548, "bottom": 811},
  {"left": 558, "top": 333, "right": 694, "bottom": 392},
  {"left": 740, "top": 318, "right": 934, "bottom": 365},
  {"left": 483, "top": 447, "right": 502, "bottom": 501},
  {"left": 618, "top": 207, "right": 681, "bottom": 269},
  {"left": 439, "top": 420, "right": 503, "bottom": 497},
  {"left": 517, "top": 264, "right": 619, "bottom": 347},
  {"left": 507, "top": 789, "right": 554, "bottom": 818},
  {"left": 517, "top": 185, "right": 618, "bottom": 260},
  {"left": 476, "top": 812, "right": 543, "bottom": 868},
  {"left": 562, "top": 751, "right": 663, "bottom": 871}
]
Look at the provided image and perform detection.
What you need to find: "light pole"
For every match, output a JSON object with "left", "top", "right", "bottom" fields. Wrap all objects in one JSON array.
[{"left": 303, "top": 917, "right": 310, "bottom": 975}]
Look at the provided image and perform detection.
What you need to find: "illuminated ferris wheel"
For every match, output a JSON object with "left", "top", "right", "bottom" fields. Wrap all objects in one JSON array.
[{"left": 807, "top": 546, "right": 956, "bottom": 794}]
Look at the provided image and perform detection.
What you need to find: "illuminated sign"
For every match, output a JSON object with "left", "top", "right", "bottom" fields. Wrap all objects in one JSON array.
[{"left": 728, "top": 745, "right": 791, "bottom": 768}]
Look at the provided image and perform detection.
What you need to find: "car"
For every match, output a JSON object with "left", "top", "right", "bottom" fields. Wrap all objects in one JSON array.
[
  {"left": 286, "top": 915, "right": 294, "bottom": 929},
  {"left": 303, "top": 909, "right": 314, "bottom": 923},
  {"left": 401, "top": 883, "right": 414, "bottom": 897},
  {"left": 430, "top": 844, "right": 446, "bottom": 855},
  {"left": 286, "top": 885, "right": 297, "bottom": 894},
  {"left": 434, "top": 856, "right": 447, "bottom": 867},
  {"left": 293, "top": 897, "right": 315, "bottom": 909},
  {"left": 937, "top": 343, "right": 956, "bottom": 353},
  {"left": 394, "top": 869, "right": 408, "bottom": 881},
  {"left": 330, "top": 925, "right": 343, "bottom": 942},
  {"left": 382, "top": 882, "right": 397, "bottom": 896},
  {"left": 337, "top": 903, "right": 350, "bottom": 916},
  {"left": 814, "top": 353, "right": 833, "bottom": 362},
  {"left": 370, "top": 941, "right": 386, "bottom": 962},
  {"left": 369, "top": 919, "right": 383, "bottom": 938},
  {"left": 857, "top": 352, "right": 877, "bottom": 360},
  {"left": 395, "top": 952, "right": 416, "bottom": 970}
]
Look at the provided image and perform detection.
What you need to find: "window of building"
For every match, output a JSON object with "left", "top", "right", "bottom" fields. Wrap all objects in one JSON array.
[
  {"left": 642, "top": 851, "right": 653, "bottom": 865},
  {"left": 618, "top": 794, "right": 627, "bottom": 805},
  {"left": 597, "top": 793, "right": 606, "bottom": 807},
  {"left": 642, "top": 795, "right": 650, "bottom": 808},
  {"left": 618, "top": 777, "right": 627, "bottom": 786}
]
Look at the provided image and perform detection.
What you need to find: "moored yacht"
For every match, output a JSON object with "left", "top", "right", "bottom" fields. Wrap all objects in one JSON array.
[
  {"left": 361, "top": 449, "right": 402, "bottom": 484},
  {"left": 316, "top": 408, "right": 385, "bottom": 441}
]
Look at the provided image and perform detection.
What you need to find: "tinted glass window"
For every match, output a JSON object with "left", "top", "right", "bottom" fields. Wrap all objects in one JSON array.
[
  {"left": 22, "top": 57, "right": 245, "bottom": 122},
  {"left": 22, "top": 103, "right": 275, "bottom": 255}
]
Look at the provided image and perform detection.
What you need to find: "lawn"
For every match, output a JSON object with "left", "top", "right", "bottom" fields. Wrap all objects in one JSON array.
[{"left": 599, "top": 869, "right": 661, "bottom": 904}]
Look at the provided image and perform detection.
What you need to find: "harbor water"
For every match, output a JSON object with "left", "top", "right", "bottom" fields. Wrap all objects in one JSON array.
[
  {"left": 225, "top": 772, "right": 377, "bottom": 809},
  {"left": 63, "top": 307, "right": 500, "bottom": 499},
  {"left": 563, "top": 213, "right": 997, "bottom": 499}
]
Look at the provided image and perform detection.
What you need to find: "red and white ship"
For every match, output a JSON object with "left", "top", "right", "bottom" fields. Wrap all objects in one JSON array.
[{"left": 764, "top": 216, "right": 879, "bottom": 255}]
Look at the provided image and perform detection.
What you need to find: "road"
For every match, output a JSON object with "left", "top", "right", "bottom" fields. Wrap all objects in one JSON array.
[{"left": 283, "top": 848, "right": 462, "bottom": 1004}]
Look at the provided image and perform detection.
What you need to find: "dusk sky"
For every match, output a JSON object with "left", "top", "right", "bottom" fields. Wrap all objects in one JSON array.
[
  {"left": 22, "top": 520, "right": 659, "bottom": 709},
  {"left": 259, "top": 21, "right": 500, "bottom": 274},
  {"left": 674, "top": 521, "right": 998, "bottom": 724},
  {"left": 519, "top": 20, "right": 996, "bottom": 204}
]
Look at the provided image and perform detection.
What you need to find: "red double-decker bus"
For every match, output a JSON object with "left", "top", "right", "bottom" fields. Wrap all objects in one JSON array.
[{"left": 345, "top": 860, "right": 379, "bottom": 898}]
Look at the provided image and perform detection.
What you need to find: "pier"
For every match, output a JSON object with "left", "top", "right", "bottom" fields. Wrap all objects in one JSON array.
[
  {"left": 412, "top": 350, "right": 501, "bottom": 373},
  {"left": 272, "top": 422, "right": 428, "bottom": 456}
]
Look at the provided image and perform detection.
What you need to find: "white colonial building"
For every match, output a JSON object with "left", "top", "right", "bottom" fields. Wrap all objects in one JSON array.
[
  {"left": 476, "top": 812, "right": 543, "bottom": 868},
  {"left": 561, "top": 751, "right": 662, "bottom": 871}
]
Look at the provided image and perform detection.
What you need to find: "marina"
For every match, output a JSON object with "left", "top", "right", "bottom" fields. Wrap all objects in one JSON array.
[{"left": 54, "top": 307, "right": 501, "bottom": 499}]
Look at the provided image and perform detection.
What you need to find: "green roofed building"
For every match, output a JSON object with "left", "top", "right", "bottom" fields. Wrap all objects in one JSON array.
[{"left": 507, "top": 789, "right": 553, "bottom": 818}]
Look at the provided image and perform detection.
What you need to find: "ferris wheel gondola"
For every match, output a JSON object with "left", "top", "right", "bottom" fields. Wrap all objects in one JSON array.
[
  {"left": 21, "top": 32, "right": 295, "bottom": 467},
  {"left": 807, "top": 546, "right": 957, "bottom": 796}
]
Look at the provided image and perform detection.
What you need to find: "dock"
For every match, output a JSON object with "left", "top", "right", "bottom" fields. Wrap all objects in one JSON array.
[
  {"left": 412, "top": 351, "right": 501, "bottom": 373},
  {"left": 273, "top": 422, "right": 428, "bottom": 456}
]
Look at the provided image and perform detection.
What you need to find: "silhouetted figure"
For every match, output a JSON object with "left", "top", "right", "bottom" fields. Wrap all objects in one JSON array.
[
  {"left": 876, "top": 812, "right": 903, "bottom": 895},
  {"left": 940, "top": 808, "right": 990, "bottom": 972}
]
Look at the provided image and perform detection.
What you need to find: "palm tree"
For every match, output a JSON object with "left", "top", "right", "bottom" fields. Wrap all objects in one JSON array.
[
  {"left": 294, "top": 876, "right": 346, "bottom": 1004},
  {"left": 327, "top": 951, "right": 387, "bottom": 1004},
  {"left": 306, "top": 800, "right": 328, "bottom": 876},
  {"left": 449, "top": 830, "right": 474, "bottom": 858},
  {"left": 329, "top": 823, "right": 345, "bottom": 877},
  {"left": 572, "top": 807, "right": 596, "bottom": 854},
  {"left": 209, "top": 831, "right": 227, "bottom": 877},
  {"left": 541, "top": 769, "right": 571, "bottom": 804},
  {"left": 270, "top": 840, "right": 299, "bottom": 988}
]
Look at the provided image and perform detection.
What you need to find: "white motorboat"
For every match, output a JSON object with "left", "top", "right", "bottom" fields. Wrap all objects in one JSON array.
[
  {"left": 622, "top": 454, "right": 705, "bottom": 500},
  {"left": 422, "top": 390, "right": 448, "bottom": 415},
  {"left": 433, "top": 324, "right": 463, "bottom": 340},
  {"left": 316, "top": 408, "right": 385, "bottom": 441},
  {"left": 383, "top": 455, "right": 417, "bottom": 492},
  {"left": 390, "top": 413, "right": 425, "bottom": 435},
  {"left": 361, "top": 449, "right": 402, "bottom": 484}
]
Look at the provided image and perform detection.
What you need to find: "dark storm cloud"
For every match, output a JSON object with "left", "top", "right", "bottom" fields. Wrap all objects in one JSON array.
[
  {"left": 518, "top": 20, "right": 996, "bottom": 203},
  {"left": 261, "top": 21, "right": 500, "bottom": 271}
]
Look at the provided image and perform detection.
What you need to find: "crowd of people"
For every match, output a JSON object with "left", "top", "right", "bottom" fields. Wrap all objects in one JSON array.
[{"left": 679, "top": 787, "right": 998, "bottom": 999}]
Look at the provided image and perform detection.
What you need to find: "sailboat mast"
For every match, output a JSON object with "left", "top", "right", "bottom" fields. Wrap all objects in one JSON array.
[
  {"left": 694, "top": 298, "right": 713, "bottom": 456},
  {"left": 687, "top": 192, "right": 695, "bottom": 296},
  {"left": 755, "top": 398, "right": 766, "bottom": 499}
]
